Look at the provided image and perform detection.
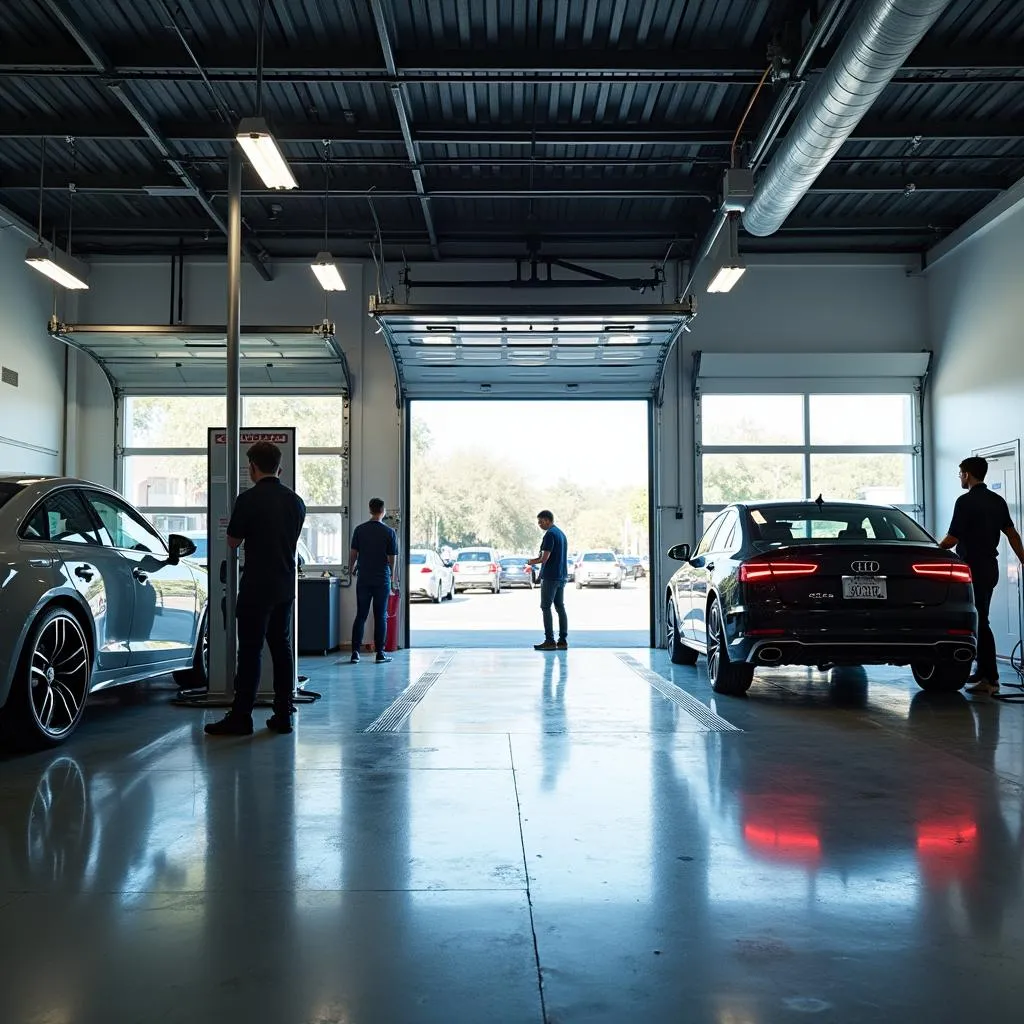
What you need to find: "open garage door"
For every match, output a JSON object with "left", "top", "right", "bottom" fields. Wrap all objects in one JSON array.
[
  {"left": 369, "top": 302, "right": 694, "bottom": 401},
  {"left": 48, "top": 319, "right": 350, "bottom": 391}
]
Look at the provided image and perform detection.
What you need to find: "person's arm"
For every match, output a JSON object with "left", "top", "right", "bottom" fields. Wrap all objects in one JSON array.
[
  {"left": 939, "top": 497, "right": 964, "bottom": 551},
  {"left": 938, "top": 534, "right": 957, "bottom": 550},
  {"left": 1003, "top": 525, "right": 1024, "bottom": 563},
  {"left": 388, "top": 553, "right": 398, "bottom": 590},
  {"left": 226, "top": 495, "right": 246, "bottom": 551},
  {"left": 348, "top": 526, "right": 360, "bottom": 576},
  {"left": 227, "top": 535, "right": 243, "bottom": 550},
  {"left": 529, "top": 533, "right": 553, "bottom": 566},
  {"left": 388, "top": 529, "right": 399, "bottom": 591}
]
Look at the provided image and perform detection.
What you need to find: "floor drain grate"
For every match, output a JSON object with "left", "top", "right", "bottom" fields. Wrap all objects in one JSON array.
[
  {"left": 364, "top": 650, "right": 458, "bottom": 732},
  {"left": 616, "top": 653, "right": 741, "bottom": 732}
]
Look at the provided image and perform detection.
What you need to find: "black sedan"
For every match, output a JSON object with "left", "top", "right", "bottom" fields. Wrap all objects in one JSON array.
[{"left": 665, "top": 501, "right": 977, "bottom": 696}]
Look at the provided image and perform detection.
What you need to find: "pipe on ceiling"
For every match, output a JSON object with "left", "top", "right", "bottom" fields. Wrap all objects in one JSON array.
[{"left": 743, "top": 0, "right": 952, "bottom": 237}]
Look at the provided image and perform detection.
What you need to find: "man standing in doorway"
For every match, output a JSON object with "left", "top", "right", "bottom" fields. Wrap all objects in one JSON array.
[
  {"left": 349, "top": 498, "right": 399, "bottom": 664},
  {"left": 939, "top": 455, "right": 1024, "bottom": 696},
  {"left": 206, "top": 440, "right": 307, "bottom": 736},
  {"left": 529, "top": 510, "right": 568, "bottom": 651}
]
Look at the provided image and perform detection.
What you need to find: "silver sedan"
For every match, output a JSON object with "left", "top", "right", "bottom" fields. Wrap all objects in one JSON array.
[{"left": 0, "top": 476, "right": 209, "bottom": 747}]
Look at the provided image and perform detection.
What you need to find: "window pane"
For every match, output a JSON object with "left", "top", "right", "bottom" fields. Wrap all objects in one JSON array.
[
  {"left": 702, "top": 454, "right": 805, "bottom": 503},
  {"left": 302, "top": 513, "right": 344, "bottom": 564},
  {"left": 84, "top": 493, "right": 166, "bottom": 553},
  {"left": 124, "top": 455, "right": 208, "bottom": 509},
  {"left": 124, "top": 397, "right": 226, "bottom": 447},
  {"left": 809, "top": 454, "right": 914, "bottom": 503},
  {"left": 244, "top": 396, "right": 344, "bottom": 448},
  {"left": 701, "top": 395, "right": 804, "bottom": 446},
  {"left": 809, "top": 394, "right": 913, "bottom": 445},
  {"left": 298, "top": 455, "right": 343, "bottom": 506}
]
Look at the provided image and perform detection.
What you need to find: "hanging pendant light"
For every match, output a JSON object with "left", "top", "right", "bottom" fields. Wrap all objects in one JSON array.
[
  {"left": 24, "top": 138, "right": 89, "bottom": 290},
  {"left": 311, "top": 142, "right": 345, "bottom": 291}
]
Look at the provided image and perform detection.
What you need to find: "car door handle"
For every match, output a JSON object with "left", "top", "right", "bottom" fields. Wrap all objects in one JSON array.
[
  {"left": 133, "top": 568, "right": 149, "bottom": 583},
  {"left": 75, "top": 565, "right": 95, "bottom": 581}
]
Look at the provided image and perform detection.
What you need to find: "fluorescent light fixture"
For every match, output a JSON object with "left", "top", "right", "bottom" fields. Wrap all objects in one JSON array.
[
  {"left": 311, "top": 252, "right": 346, "bottom": 291},
  {"left": 707, "top": 264, "right": 746, "bottom": 293},
  {"left": 235, "top": 117, "right": 297, "bottom": 190},
  {"left": 25, "top": 245, "right": 89, "bottom": 290}
]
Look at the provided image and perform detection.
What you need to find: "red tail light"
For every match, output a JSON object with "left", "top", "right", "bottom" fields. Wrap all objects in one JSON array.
[
  {"left": 523, "top": 566, "right": 531, "bottom": 573},
  {"left": 913, "top": 562, "right": 972, "bottom": 583},
  {"left": 489, "top": 563, "right": 498, "bottom": 573},
  {"left": 740, "top": 561, "right": 818, "bottom": 582},
  {"left": 420, "top": 566, "right": 432, "bottom": 573},
  {"left": 452, "top": 564, "right": 460, "bottom": 572}
]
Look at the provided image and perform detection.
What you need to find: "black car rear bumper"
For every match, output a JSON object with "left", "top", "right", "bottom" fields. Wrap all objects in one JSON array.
[{"left": 741, "top": 636, "right": 976, "bottom": 668}]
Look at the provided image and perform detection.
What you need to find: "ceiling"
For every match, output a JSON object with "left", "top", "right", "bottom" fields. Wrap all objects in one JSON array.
[{"left": 1, "top": 0, "right": 1022, "bottom": 267}]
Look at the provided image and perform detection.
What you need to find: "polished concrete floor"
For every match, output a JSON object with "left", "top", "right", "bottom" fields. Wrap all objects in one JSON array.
[{"left": 2, "top": 649, "right": 1024, "bottom": 1023}]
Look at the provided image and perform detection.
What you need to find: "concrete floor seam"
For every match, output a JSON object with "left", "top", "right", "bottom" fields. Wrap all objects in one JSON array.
[
  {"left": 616, "top": 653, "right": 742, "bottom": 732},
  {"left": 363, "top": 650, "right": 459, "bottom": 732},
  {"left": 507, "top": 733, "right": 550, "bottom": 1024}
]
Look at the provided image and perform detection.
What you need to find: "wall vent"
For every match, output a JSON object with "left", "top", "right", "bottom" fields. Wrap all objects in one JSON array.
[{"left": 1, "top": 366, "right": 18, "bottom": 388}]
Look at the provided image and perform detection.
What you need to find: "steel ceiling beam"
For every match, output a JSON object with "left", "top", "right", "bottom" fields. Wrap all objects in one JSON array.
[
  {"left": 368, "top": 0, "right": 439, "bottom": 260},
  {"left": 1, "top": 173, "right": 1007, "bottom": 198},
  {"left": 36, "top": 0, "right": 273, "bottom": 281},
  {"left": 3, "top": 119, "right": 1021, "bottom": 146}
]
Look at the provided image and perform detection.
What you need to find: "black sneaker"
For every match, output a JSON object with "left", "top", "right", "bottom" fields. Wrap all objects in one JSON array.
[
  {"left": 204, "top": 714, "right": 254, "bottom": 737},
  {"left": 350, "top": 651, "right": 360, "bottom": 663},
  {"left": 556, "top": 640, "right": 568, "bottom": 650},
  {"left": 375, "top": 653, "right": 392, "bottom": 664},
  {"left": 534, "top": 641, "right": 557, "bottom": 651},
  {"left": 266, "top": 713, "right": 294, "bottom": 734}
]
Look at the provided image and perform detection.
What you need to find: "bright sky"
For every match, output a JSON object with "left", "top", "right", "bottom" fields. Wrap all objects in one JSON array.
[{"left": 412, "top": 400, "right": 649, "bottom": 488}]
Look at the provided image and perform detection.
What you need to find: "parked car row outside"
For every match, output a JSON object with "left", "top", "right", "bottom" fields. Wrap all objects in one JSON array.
[
  {"left": 575, "top": 550, "right": 624, "bottom": 589},
  {"left": 408, "top": 549, "right": 455, "bottom": 602},
  {"left": 0, "top": 476, "right": 209, "bottom": 747}
]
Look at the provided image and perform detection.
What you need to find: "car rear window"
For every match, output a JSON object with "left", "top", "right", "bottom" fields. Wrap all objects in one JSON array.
[
  {"left": 582, "top": 552, "right": 615, "bottom": 562},
  {"left": 459, "top": 551, "right": 491, "bottom": 561},
  {"left": 0, "top": 483, "right": 24, "bottom": 511},
  {"left": 409, "top": 553, "right": 427, "bottom": 564},
  {"left": 501, "top": 558, "right": 526, "bottom": 566},
  {"left": 747, "top": 504, "right": 932, "bottom": 546}
]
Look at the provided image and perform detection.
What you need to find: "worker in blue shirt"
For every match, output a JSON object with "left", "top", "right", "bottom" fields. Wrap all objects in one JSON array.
[{"left": 528, "top": 509, "right": 569, "bottom": 651}]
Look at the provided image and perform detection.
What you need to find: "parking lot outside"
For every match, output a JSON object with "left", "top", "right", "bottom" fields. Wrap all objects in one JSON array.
[{"left": 410, "top": 575, "right": 650, "bottom": 648}]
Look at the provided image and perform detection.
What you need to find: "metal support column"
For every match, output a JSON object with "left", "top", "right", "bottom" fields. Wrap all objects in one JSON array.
[{"left": 224, "top": 144, "right": 242, "bottom": 691}]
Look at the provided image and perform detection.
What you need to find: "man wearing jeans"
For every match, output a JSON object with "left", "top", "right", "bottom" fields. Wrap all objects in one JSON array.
[
  {"left": 349, "top": 498, "right": 399, "bottom": 664},
  {"left": 529, "top": 510, "right": 569, "bottom": 651},
  {"left": 939, "top": 455, "right": 1024, "bottom": 696}
]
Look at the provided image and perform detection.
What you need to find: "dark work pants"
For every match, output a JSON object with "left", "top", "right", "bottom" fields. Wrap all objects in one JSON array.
[
  {"left": 352, "top": 581, "right": 390, "bottom": 653},
  {"left": 231, "top": 595, "right": 295, "bottom": 719},
  {"left": 540, "top": 580, "right": 568, "bottom": 643},
  {"left": 970, "top": 559, "right": 1000, "bottom": 681}
]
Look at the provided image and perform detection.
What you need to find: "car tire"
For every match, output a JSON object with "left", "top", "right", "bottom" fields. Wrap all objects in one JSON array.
[
  {"left": 173, "top": 611, "right": 210, "bottom": 690},
  {"left": 667, "top": 598, "right": 698, "bottom": 666},
  {"left": 445, "top": 580, "right": 454, "bottom": 600},
  {"left": 431, "top": 583, "right": 442, "bottom": 604},
  {"left": 7, "top": 607, "right": 92, "bottom": 747},
  {"left": 613, "top": 582, "right": 622, "bottom": 589},
  {"left": 911, "top": 660, "right": 971, "bottom": 693},
  {"left": 706, "top": 598, "right": 754, "bottom": 696}
]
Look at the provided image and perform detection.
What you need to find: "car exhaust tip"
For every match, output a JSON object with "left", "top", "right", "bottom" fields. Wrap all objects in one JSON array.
[
  {"left": 758, "top": 647, "right": 783, "bottom": 663},
  {"left": 953, "top": 648, "right": 974, "bottom": 662}
]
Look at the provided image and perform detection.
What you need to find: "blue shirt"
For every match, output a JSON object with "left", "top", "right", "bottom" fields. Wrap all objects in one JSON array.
[
  {"left": 539, "top": 524, "right": 568, "bottom": 582},
  {"left": 351, "top": 520, "right": 399, "bottom": 586}
]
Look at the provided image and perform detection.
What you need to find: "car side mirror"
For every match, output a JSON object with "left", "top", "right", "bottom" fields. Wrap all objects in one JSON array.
[
  {"left": 167, "top": 533, "right": 197, "bottom": 564},
  {"left": 667, "top": 542, "right": 691, "bottom": 562}
]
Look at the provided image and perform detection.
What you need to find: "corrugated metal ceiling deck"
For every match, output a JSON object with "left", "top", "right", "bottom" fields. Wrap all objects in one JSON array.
[{"left": 0, "top": 0, "right": 1021, "bottom": 262}]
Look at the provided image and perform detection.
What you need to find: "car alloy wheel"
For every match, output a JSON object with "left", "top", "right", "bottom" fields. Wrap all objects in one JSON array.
[
  {"left": 707, "top": 599, "right": 754, "bottom": 696},
  {"left": 25, "top": 609, "right": 91, "bottom": 743},
  {"left": 666, "top": 598, "right": 697, "bottom": 665}
]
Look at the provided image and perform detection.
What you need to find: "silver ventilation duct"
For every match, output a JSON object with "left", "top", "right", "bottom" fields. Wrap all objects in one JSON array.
[{"left": 742, "top": 0, "right": 951, "bottom": 237}]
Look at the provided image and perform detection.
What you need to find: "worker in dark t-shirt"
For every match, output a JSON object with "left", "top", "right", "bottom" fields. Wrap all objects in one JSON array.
[
  {"left": 348, "top": 497, "right": 399, "bottom": 663},
  {"left": 939, "top": 455, "right": 1024, "bottom": 696},
  {"left": 206, "top": 440, "right": 306, "bottom": 736},
  {"left": 528, "top": 509, "right": 569, "bottom": 651}
]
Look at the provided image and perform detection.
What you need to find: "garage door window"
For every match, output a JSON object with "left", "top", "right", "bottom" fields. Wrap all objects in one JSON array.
[
  {"left": 697, "top": 390, "right": 922, "bottom": 524},
  {"left": 119, "top": 395, "right": 347, "bottom": 566}
]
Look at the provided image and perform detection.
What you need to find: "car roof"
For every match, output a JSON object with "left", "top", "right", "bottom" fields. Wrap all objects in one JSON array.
[{"left": 733, "top": 499, "right": 899, "bottom": 511}]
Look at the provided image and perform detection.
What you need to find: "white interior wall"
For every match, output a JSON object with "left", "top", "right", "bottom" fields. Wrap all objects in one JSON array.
[
  {"left": 72, "top": 253, "right": 927, "bottom": 641},
  {"left": 0, "top": 222, "right": 70, "bottom": 475},
  {"left": 926, "top": 202, "right": 1024, "bottom": 536}
]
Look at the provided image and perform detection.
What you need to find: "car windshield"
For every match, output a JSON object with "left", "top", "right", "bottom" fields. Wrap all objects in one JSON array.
[
  {"left": 459, "top": 551, "right": 491, "bottom": 561},
  {"left": 583, "top": 552, "right": 616, "bottom": 562},
  {"left": 0, "top": 483, "right": 24, "bottom": 511},
  {"left": 746, "top": 503, "right": 934, "bottom": 547},
  {"left": 409, "top": 553, "right": 427, "bottom": 564}
]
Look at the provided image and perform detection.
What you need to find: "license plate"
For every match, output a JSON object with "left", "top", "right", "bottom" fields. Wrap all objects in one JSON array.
[{"left": 842, "top": 576, "right": 887, "bottom": 600}]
